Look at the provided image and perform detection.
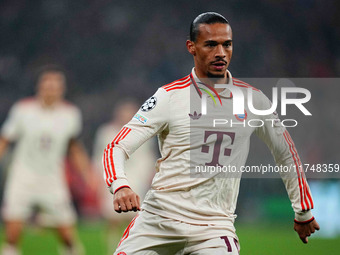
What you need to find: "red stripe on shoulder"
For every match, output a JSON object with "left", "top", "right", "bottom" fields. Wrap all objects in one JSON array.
[
  {"left": 162, "top": 75, "right": 190, "bottom": 89},
  {"left": 165, "top": 81, "right": 190, "bottom": 92},
  {"left": 233, "top": 78, "right": 260, "bottom": 92}
]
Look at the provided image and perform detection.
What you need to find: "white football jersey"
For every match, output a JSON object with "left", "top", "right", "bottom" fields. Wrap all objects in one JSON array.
[
  {"left": 1, "top": 98, "right": 82, "bottom": 190},
  {"left": 103, "top": 68, "right": 314, "bottom": 239}
]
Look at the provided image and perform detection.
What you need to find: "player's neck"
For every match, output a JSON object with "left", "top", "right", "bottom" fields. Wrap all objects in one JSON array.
[
  {"left": 194, "top": 69, "right": 229, "bottom": 93},
  {"left": 38, "top": 97, "right": 61, "bottom": 108}
]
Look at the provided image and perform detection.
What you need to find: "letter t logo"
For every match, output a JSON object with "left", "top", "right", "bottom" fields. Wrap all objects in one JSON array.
[{"left": 201, "top": 131, "right": 235, "bottom": 167}]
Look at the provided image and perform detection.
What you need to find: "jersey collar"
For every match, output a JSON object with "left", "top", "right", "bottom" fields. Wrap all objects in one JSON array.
[{"left": 190, "top": 68, "right": 233, "bottom": 99}]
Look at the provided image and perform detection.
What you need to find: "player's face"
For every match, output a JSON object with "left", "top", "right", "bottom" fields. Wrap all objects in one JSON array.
[
  {"left": 37, "top": 72, "right": 65, "bottom": 105},
  {"left": 187, "top": 23, "right": 232, "bottom": 79}
]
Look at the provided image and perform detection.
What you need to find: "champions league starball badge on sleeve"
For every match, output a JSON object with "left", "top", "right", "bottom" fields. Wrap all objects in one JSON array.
[{"left": 141, "top": 96, "right": 157, "bottom": 112}]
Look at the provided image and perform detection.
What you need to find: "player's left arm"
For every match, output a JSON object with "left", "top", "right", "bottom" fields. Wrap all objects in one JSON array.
[{"left": 254, "top": 91, "right": 319, "bottom": 243}]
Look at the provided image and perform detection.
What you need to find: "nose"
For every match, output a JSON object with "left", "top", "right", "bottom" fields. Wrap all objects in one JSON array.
[{"left": 215, "top": 44, "right": 226, "bottom": 59}]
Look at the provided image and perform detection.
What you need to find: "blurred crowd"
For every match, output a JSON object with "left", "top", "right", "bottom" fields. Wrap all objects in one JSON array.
[{"left": 1, "top": 0, "right": 339, "bottom": 144}]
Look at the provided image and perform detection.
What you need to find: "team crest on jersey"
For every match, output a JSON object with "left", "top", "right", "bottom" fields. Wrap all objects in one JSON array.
[
  {"left": 133, "top": 113, "right": 148, "bottom": 124},
  {"left": 141, "top": 96, "right": 157, "bottom": 112},
  {"left": 234, "top": 110, "right": 248, "bottom": 121}
]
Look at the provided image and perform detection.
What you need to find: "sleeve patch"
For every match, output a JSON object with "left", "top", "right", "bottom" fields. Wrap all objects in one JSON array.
[
  {"left": 141, "top": 96, "right": 157, "bottom": 112},
  {"left": 133, "top": 113, "right": 148, "bottom": 124}
]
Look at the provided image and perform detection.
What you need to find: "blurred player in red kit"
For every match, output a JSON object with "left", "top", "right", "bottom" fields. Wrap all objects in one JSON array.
[{"left": 103, "top": 12, "right": 320, "bottom": 254}]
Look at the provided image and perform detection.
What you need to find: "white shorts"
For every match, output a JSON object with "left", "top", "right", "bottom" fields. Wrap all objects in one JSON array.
[
  {"left": 1, "top": 180, "right": 76, "bottom": 227},
  {"left": 114, "top": 210, "right": 240, "bottom": 255}
]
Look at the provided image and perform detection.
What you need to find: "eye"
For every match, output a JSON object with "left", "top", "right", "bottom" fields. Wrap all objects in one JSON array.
[
  {"left": 224, "top": 42, "right": 232, "bottom": 47},
  {"left": 205, "top": 42, "right": 217, "bottom": 47}
]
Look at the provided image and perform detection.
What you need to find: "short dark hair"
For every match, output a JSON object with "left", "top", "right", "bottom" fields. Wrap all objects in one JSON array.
[
  {"left": 190, "top": 12, "right": 229, "bottom": 42},
  {"left": 35, "top": 64, "right": 66, "bottom": 83}
]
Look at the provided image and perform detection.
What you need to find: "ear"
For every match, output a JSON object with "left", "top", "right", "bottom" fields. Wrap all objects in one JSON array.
[{"left": 186, "top": 40, "right": 196, "bottom": 56}]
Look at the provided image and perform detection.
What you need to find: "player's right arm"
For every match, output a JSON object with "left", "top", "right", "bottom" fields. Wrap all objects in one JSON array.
[{"left": 103, "top": 88, "right": 169, "bottom": 212}]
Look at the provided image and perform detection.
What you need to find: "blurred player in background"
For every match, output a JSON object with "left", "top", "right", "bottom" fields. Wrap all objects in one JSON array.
[
  {"left": 0, "top": 66, "right": 92, "bottom": 255},
  {"left": 93, "top": 99, "right": 155, "bottom": 254},
  {"left": 103, "top": 12, "right": 319, "bottom": 254}
]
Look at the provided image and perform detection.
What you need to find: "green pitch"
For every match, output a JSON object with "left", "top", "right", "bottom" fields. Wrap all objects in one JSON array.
[
  {"left": 0, "top": 222, "right": 339, "bottom": 255},
  {"left": 235, "top": 223, "right": 339, "bottom": 255}
]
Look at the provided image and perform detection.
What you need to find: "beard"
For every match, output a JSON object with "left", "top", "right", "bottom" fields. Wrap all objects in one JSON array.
[{"left": 207, "top": 71, "right": 225, "bottom": 79}]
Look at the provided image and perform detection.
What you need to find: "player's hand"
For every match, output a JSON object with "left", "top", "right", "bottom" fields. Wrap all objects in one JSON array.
[
  {"left": 113, "top": 187, "right": 140, "bottom": 213},
  {"left": 294, "top": 218, "right": 320, "bottom": 243}
]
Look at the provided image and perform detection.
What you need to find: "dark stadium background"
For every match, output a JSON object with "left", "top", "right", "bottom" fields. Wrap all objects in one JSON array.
[{"left": 0, "top": 0, "right": 339, "bottom": 254}]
